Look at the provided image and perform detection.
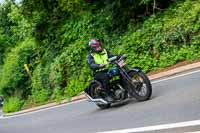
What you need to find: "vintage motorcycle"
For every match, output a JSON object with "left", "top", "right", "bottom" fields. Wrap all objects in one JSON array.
[{"left": 84, "top": 55, "right": 152, "bottom": 109}]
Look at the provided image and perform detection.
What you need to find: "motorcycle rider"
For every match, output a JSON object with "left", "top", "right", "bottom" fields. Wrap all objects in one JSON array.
[{"left": 87, "top": 38, "right": 114, "bottom": 102}]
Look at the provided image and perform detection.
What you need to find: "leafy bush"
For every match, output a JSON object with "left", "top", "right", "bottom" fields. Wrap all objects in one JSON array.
[
  {"left": 119, "top": 0, "right": 200, "bottom": 72},
  {"left": 51, "top": 87, "right": 64, "bottom": 102},
  {"left": 49, "top": 40, "right": 92, "bottom": 98},
  {"left": 31, "top": 88, "right": 49, "bottom": 104},
  {"left": 8, "top": 4, "right": 32, "bottom": 40},
  {"left": 64, "top": 78, "right": 85, "bottom": 98},
  {"left": 31, "top": 63, "right": 51, "bottom": 104},
  {"left": 2, "top": 96, "right": 23, "bottom": 113},
  {"left": 0, "top": 34, "right": 7, "bottom": 64},
  {"left": 0, "top": 38, "right": 36, "bottom": 98}
]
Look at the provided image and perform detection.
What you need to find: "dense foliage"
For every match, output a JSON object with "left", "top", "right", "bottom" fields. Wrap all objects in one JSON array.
[{"left": 0, "top": 0, "right": 200, "bottom": 112}]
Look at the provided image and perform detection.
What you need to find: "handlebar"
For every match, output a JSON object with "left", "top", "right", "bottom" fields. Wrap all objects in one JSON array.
[
  {"left": 108, "top": 55, "right": 127, "bottom": 63},
  {"left": 108, "top": 56, "right": 118, "bottom": 62}
]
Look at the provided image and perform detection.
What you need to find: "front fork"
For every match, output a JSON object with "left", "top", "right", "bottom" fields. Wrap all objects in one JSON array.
[{"left": 120, "top": 67, "right": 141, "bottom": 96}]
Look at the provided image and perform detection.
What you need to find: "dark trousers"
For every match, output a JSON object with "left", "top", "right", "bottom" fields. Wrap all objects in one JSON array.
[{"left": 94, "top": 71, "right": 110, "bottom": 91}]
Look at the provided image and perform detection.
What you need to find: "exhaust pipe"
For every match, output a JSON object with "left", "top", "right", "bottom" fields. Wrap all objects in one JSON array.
[{"left": 85, "top": 93, "right": 108, "bottom": 105}]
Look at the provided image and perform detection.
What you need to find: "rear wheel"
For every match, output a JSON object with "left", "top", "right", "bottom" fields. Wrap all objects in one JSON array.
[
  {"left": 128, "top": 71, "right": 152, "bottom": 101},
  {"left": 89, "top": 81, "right": 111, "bottom": 109}
]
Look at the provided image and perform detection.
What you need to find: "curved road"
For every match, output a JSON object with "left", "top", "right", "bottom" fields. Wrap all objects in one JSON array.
[{"left": 0, "top": 69, "right": 200, "bottom": 133}]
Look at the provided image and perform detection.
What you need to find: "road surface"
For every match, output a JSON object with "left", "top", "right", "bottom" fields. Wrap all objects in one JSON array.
[{"left": 0, "top": 69, "right": 200, "bottom": 133}]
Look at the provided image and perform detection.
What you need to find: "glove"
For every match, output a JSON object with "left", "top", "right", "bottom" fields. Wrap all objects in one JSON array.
[{"left": 99, "top": 64, "right": 106, "bottom": 68}]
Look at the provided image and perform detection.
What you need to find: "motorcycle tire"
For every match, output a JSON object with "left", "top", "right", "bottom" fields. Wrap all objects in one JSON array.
[
  {"left": 128, "top": 71, "right": 152, "bottom": 101},
  {"left": 89, "top": 82, "right": 111, "bottom": 109}
]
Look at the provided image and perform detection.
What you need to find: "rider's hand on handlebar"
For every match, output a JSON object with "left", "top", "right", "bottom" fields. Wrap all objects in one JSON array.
[{"left": 99, "top": 64, "right": 106, "bottom": 68}]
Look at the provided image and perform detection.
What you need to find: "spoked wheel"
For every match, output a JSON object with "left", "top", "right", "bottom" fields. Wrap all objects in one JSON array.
[
  {"left": 89, "top": 81, "right": 102, "bottom": 99},
  {"left": 89, "top": 81, "right": 111, "bottom": 109},
  {"left": 128, "top": 70, "right": 152, "bottom": 101}
]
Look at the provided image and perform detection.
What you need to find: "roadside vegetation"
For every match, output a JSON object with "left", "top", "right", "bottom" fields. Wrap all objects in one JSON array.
[{"left": 0, "top": 0, "right": 200, "bottom": 113}]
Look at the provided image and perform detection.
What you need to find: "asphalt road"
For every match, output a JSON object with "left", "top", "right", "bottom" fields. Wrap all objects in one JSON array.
[
  {"left": 0, "top": 69, "right": 200, "bottom": 133},
  {"left": 0, "top": 107, "right": 2, "bottom": 118}
]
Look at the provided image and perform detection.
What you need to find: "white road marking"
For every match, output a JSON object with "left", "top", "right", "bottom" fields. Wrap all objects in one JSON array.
[
  {"left": 98, "top": 120, "right": 200, "bottom": 133},
  {"left": 1, "top": 69, "right": 200, "bottom": 119},
  {"left": 185, "top": 131, "right": 200, "bottom": 133},
  {"left": 151, "top": 69, "right": 200, "bottom": 84}
]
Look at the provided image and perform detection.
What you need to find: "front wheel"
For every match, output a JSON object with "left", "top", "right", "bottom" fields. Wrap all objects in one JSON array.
[{"left": 128, "top": 71, "right": 152, "bottom": 101}]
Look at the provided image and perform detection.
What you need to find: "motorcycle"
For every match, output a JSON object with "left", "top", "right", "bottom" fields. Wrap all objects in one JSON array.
[{"left": 84, "top": 55, "right": 152, "bottom": 109}]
